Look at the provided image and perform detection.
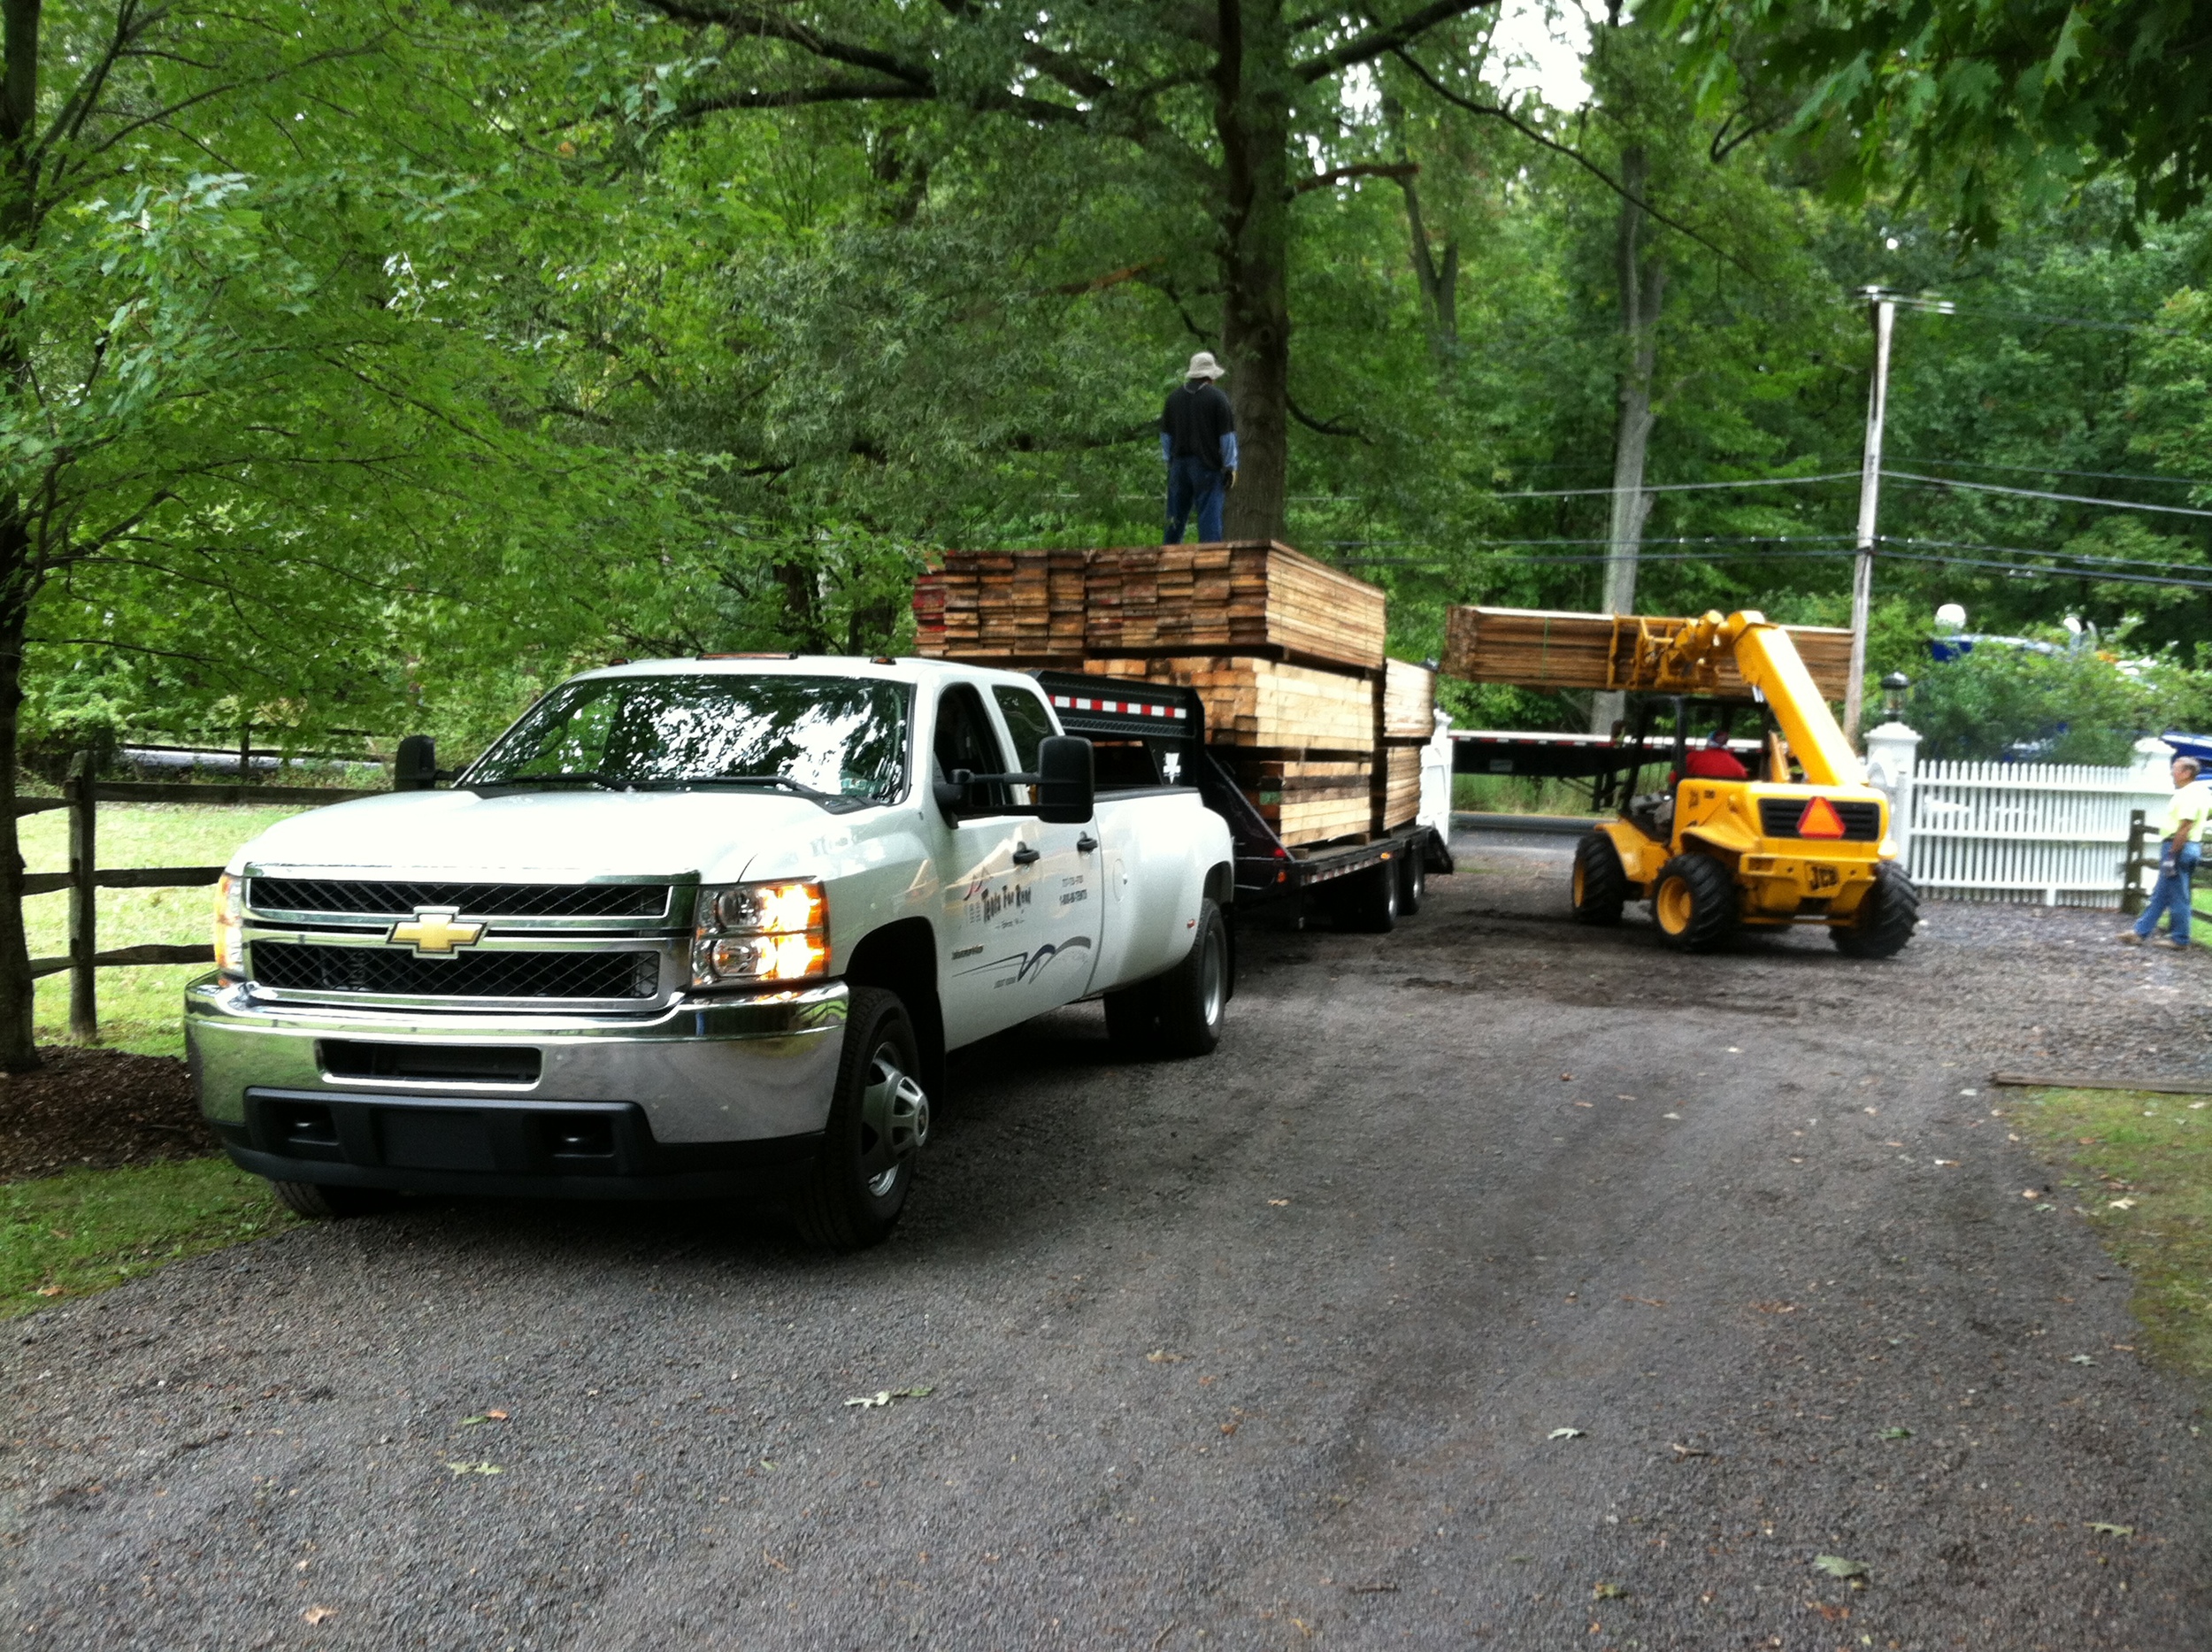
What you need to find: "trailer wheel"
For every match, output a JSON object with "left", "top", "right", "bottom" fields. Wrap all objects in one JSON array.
[
  {"left": 793, "top": 987, "right": 928, "bottom": 1250},
  {"left": 1832, "top": 862, "right": 1921, "bottom": 958},
  {"left": 1571, "top": 832, "right": 1628, "bottom": 926},
  {"left": 1335, "top": 863, "right": 1399, "bottom": 933},
  {"left": 265, "top": 1180, "right": 401, "bottom": 1220},
  {"left": 1398, "top": 853, "right": 1426, "bottom": 916},
  {"left": 1153, "top": 899, "right": 1229, "bottom": 1057},
  {"left": 1651, "top": 853, "right": 1737, "bottom": 952}
]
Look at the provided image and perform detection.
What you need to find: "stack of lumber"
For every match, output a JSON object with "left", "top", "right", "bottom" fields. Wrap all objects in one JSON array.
[
  {"left": 1371, "top": 658, "right": 1436, "bottom": 834},
  {"left": 1441, "top": 606, "right": 1853, "bottom": 700},
  {"left": 914, "top": 542, "right": 1396, "bottom": 848},
  {"left": 915, "top": 542, "right": 1386, "bottom": 672}
]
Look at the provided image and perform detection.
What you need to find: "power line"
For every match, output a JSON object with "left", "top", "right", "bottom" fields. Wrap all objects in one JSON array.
[
  {"left": 1324, "top": 534, "right": 1859, "bottom": 549},
  {"left": 1885, "top": 471, "right": 2212, "bottom": 520},
  {"left": 1886, "top": 535, "right": 2212, "bottom": 576},
  {"left": 1895, "top": 457, "right": 2212, "bottom": 491},
  {"left": 1481, "top": 472, "right": 1860, "bottom": 501}
]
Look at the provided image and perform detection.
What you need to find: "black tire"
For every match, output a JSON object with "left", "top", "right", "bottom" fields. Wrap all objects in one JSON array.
[
  {"left": 1154, "top": 899, "right": 1230, "bottom": 1058},
  {"left": 1398, "top": 852, "right": 1426, "bottom": 916},
  {"left": 1651, "top": 853, "right": 1738, "bottom": 952},
  {"left": 1832, "top": 861, "right": 1921, "bottom": 958},
  {"left": 792, "top": 987, "right": 930, "bottom": 1250},
  {"left": 1103, "top": 979, "right": 1161, "bottom": 1052},
  {"left": 1335, "top": 862, "right": 1399, "bottom": 934},
  {"left": 1571, "top": 831, "right": 1627, "bottom": 926},
  {"left": 266, "top": 1180, "right": 401, "bottom": 1220}
]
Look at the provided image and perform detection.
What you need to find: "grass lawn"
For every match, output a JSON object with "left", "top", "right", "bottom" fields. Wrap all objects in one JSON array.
[
  {"left": 23, "top": 802, "right": 309, "bottom": 1057},
  {"left": 2004, "top": 1087, "right": 2212, "bottom": 1381},
  {"left": 1453, "top": 772, "right": 1599, "bottom": 816},
  {"left": 2, "top": 1157, "right": 296, "bottom": 1316}
]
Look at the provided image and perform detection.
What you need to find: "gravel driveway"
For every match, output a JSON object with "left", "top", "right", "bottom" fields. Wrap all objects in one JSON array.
[{"left": 6, "top": 834, "right": 2208, "bottom": 1649}]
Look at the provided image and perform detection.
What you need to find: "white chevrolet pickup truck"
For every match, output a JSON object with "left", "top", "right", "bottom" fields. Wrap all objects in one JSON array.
[{"left": 187, "top": 657, "right": 1234, "bottom": 1248}]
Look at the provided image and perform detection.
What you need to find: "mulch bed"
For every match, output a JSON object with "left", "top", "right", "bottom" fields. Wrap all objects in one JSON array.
[{"left": 0, "top": 1049, "right": 219, "bottom": 1181}]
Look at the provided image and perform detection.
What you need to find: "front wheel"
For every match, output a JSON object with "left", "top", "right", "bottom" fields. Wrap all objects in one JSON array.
[
  {"left": 792, "top": 987, "right": 930, "bottom": 1250},
  {"left": 1832, "top": 862, "right": 1921, "bottom": 958},
  {"left": 1651, "top": 853, "right": 1738, "bottom": 952},
  {"left": 1571, "top": 832, "right": 1627, "bottom": 926},
  {"left": 1154, "top": 899, "right": 1230, "bottom": 1058}
]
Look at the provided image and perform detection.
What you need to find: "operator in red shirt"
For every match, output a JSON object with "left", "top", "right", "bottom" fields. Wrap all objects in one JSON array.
[{"left": 1684, "top": 726, "right": 1749, "bottom": 781}]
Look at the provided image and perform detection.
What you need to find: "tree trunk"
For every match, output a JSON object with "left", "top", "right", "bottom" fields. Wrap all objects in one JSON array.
[
  {"left": 0, "top": 0, "right": 39, "bottom": 1069},
  {"left": 1396, "top": 173, "right": 1458, "bottom": 351},
  {"left": 1590, "top": 144, "right": 1665, "bottom": 736},
  {"left": 1214, "top": 0, "right": 1291, "bottom": 542}
]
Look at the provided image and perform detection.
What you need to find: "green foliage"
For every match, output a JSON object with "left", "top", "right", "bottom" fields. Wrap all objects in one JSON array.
[
  {"left": 3, "top": 1158, "right": 295, "bottom": 1315},
  {"left": 1904, "top": 640, "right": 2209, "bottom": 763}
]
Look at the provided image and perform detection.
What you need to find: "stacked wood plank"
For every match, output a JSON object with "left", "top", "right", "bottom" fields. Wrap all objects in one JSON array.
[
  {"left": 915, "top": 542, "right": 1386, "bottom": 672},
  {"left": 1442, "top": 606, "right": 1853, "bottom": 701},
  {"left": 1371, "top": 658, "right": 1436, "bottom": 833},
  {"left": 1087, "top": 656, "right": 1373, "bottom": 752}
]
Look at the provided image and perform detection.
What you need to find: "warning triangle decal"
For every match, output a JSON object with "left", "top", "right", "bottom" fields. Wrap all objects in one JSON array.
[{"left": 1798, "top": 796, "right": 1847, "bottom": 839}]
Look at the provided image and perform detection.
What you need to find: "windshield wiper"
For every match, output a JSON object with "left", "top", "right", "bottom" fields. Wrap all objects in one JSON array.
[
  {"left": 638, "top": 773, "right": 863, "bottom": 811},
  {"left": 474, "top": 771, "right": 618, "bottom": 790}
]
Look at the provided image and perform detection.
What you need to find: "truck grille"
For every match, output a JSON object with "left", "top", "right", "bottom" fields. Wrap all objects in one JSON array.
[
  {"left": 251, "top": 942, "right": 660, "bottom": 1000},
  {"left": 246, "top": 879, "right": 668, "bottom": 921},
  {"left": 1757, "top": 799, "right": 1882, "bottom": 841}
]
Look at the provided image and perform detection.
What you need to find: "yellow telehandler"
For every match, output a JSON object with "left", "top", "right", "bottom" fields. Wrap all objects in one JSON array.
[{"left": 1570, "top": 610, "right": 1919, "bottom": 956}]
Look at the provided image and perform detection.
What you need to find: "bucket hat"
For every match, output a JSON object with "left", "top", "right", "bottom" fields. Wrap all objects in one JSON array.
[{"left": 1183, "top": 350, "right": 1226, "bottom": 380}]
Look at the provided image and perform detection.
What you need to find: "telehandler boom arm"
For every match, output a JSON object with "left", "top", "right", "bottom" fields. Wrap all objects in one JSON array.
[{"left": 1610, "top": 610, "right": 1859, "bottom": 786}]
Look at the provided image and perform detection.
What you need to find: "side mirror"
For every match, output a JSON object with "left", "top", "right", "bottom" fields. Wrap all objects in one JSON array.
[
  {"left": 1034, "top": 735, "right": 1094, "bottom": 825},
  {"left": 933, "top": 768, "right": 972, "bottom": 825},
  {"left": 395, "top": 734, "right": 438, "bottom": 792}
]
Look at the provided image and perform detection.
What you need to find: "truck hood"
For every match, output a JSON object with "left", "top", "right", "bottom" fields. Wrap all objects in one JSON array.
[{"left": 234, "top": 788, "right": 846, "bottom": 883}]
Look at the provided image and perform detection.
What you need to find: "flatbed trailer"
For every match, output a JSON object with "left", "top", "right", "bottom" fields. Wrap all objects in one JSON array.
[{"left": 1038, "top": 670, "right": 1451, "bottom": 927}]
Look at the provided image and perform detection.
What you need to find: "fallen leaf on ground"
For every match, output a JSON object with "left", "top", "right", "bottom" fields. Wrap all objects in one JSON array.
[
  {"left": 1621, "top": 1295, "right": 1667, "bottom": 1307},
  {"left": 2108, "top": 1197, "right": 2138, "bottom": 1210},
  {"left": 32, "top": 1286, "right": 61, "bottom": 1298},
  {"left": 2086, "top": 1523, "right": 2133, "bottom": 1537},
  {"left": 443, "top": 1461, "right": 503, "bottom": 1476},
  {"left": 845, "top": 1386, "right": 933, "bottom": 1409},
  {"left": 1548, "top": 1426, "right": 1586, "bottom": 1441},
  {"left": 1669, "top": 1442, "right": 1709, "bottom": 1458},
  {"left": 2070, "top": 1355, "right": 2098, "bottom": 1365},
  {"left": 1593, "top": 1582, "right": 1629, "bottom": 1600},
  {"left": 1146, "top": 1349, "right": 1187, "bottom": 1364},
  {"left": 1560, "top": 1072, "right": 1574, "bottom": 1081},
  {"left": 1725, "top": 1046, "right": 1742, "bottom": 1053},
  {"left": 1267, "top": 1198, "right": 1290, "bottom": 1207},
  {"left": 1750, "top": 1301, "right": 1798, "bottom": 1314},
  {"left": 1811, "top": 1555, "right": 1866, "bottom": 1579},
  {"left": 1879, "top": 1427, "right": 1911, "bottom": 1441},
  {"left": 486, "top": 1409, "right": 508, "bottom": 1420},
  {"left": 303, "top": 1605, "right": 336, "bottom": 1625}
]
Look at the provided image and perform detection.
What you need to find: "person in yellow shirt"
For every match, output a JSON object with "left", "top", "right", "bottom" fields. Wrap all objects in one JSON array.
[{"left": 2124, "top": 755, "right": 2209, "bottom": 949}]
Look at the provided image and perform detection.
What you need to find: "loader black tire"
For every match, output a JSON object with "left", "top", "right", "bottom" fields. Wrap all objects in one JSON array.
[
  {"left": 1571, "top": 831, "right": 1627, "bottom": 926},
  {"left": 1832, "top": 862, "right": 1921, "bottom": 958},
  {"left": 1651, "top": 853, "right": 1737, "bottom": 952}
]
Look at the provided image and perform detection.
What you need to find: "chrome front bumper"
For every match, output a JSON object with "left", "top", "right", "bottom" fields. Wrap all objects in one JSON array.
[{"left": 185, "top": 975, "right": 848, "bottom": 1146}]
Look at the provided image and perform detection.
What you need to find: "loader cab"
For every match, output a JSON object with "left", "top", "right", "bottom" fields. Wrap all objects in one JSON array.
[{"left": 1594, "top": 694, "right": 1787, "bottom": 841}]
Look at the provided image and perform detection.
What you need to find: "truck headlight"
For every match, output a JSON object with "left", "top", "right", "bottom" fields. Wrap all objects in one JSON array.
[
  {"left": 212, "top": 873, "right": 245, "bottom": 980},
  {"left": 692, "top": 880, "right": 826, "bottom": 987}
]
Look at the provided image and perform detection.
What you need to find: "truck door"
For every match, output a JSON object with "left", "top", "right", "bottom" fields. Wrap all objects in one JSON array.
[
  {"left": 930, "top": 683, "right": 1071, "bottom": 1047},
  {"left": 991, "top": 681, "right": 1102, "bottom": 1005}
]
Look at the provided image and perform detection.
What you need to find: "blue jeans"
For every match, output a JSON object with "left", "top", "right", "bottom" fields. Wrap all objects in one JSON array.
[
  {"left": 2136, "top": 841, "right": 2200, "bottom": 941},
  {"left": 1164, "top": 457, "right": 1225, "bottom": 544}
]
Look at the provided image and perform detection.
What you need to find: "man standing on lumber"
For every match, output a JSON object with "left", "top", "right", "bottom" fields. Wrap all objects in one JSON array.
[{"left": 1161, "top": 351, "right": 1239, "bottom": 545}]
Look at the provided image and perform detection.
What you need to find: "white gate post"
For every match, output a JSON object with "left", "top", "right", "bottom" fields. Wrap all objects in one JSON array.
[{"left": 1862, "top": 718, "right": 1921, "bottom": 862}]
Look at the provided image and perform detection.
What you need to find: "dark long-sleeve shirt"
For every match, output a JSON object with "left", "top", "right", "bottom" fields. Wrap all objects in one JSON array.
[{"left": 1160, "top": 381, "right": 1238, "bottom": 469}]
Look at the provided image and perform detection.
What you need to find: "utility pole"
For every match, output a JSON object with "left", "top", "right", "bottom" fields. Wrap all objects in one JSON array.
[{"left": 1844, "top": 289, "right": 1896, "bottom": 749}]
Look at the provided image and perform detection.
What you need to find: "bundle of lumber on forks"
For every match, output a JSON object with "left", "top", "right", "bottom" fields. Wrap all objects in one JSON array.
[{"left": 1440, "top": 605, "right": 1852, "bottom": 700}]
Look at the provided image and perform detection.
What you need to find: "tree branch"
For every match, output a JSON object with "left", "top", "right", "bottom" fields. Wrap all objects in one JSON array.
[
  {"left": 637, "top": 0, "right": 933, "bottom": 89},
  {"left": 1292, "top": 160, "right": 1417, "bottom": 196},
  {"left": 1297, "top": 0, "right": 1497, "bottom": 82},
  {"left": 1389, "top": 49, "right": 1758, "bottom": 277},
  {"left": 1288, "top": 396, "right": 1369, "bottom": 441}
]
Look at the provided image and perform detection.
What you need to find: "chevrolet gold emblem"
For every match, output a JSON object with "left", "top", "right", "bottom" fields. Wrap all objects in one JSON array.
[{"left": 388, "top": 907, "right": 484, "bottom": 956}]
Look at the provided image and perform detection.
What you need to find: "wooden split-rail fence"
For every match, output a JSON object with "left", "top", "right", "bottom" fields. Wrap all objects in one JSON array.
[{"left": 27, "top": 752, "right": 382, "bottom": 1041}]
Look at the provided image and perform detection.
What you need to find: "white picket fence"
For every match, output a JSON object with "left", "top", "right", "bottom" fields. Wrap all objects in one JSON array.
[{"left": 1901, "top": 756, "right": 2169, "bottom": 907}]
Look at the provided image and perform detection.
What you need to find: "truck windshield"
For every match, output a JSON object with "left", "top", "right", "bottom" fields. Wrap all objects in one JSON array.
[{"left": 465, "top": 674, "right": 910, "bottom": 810}]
